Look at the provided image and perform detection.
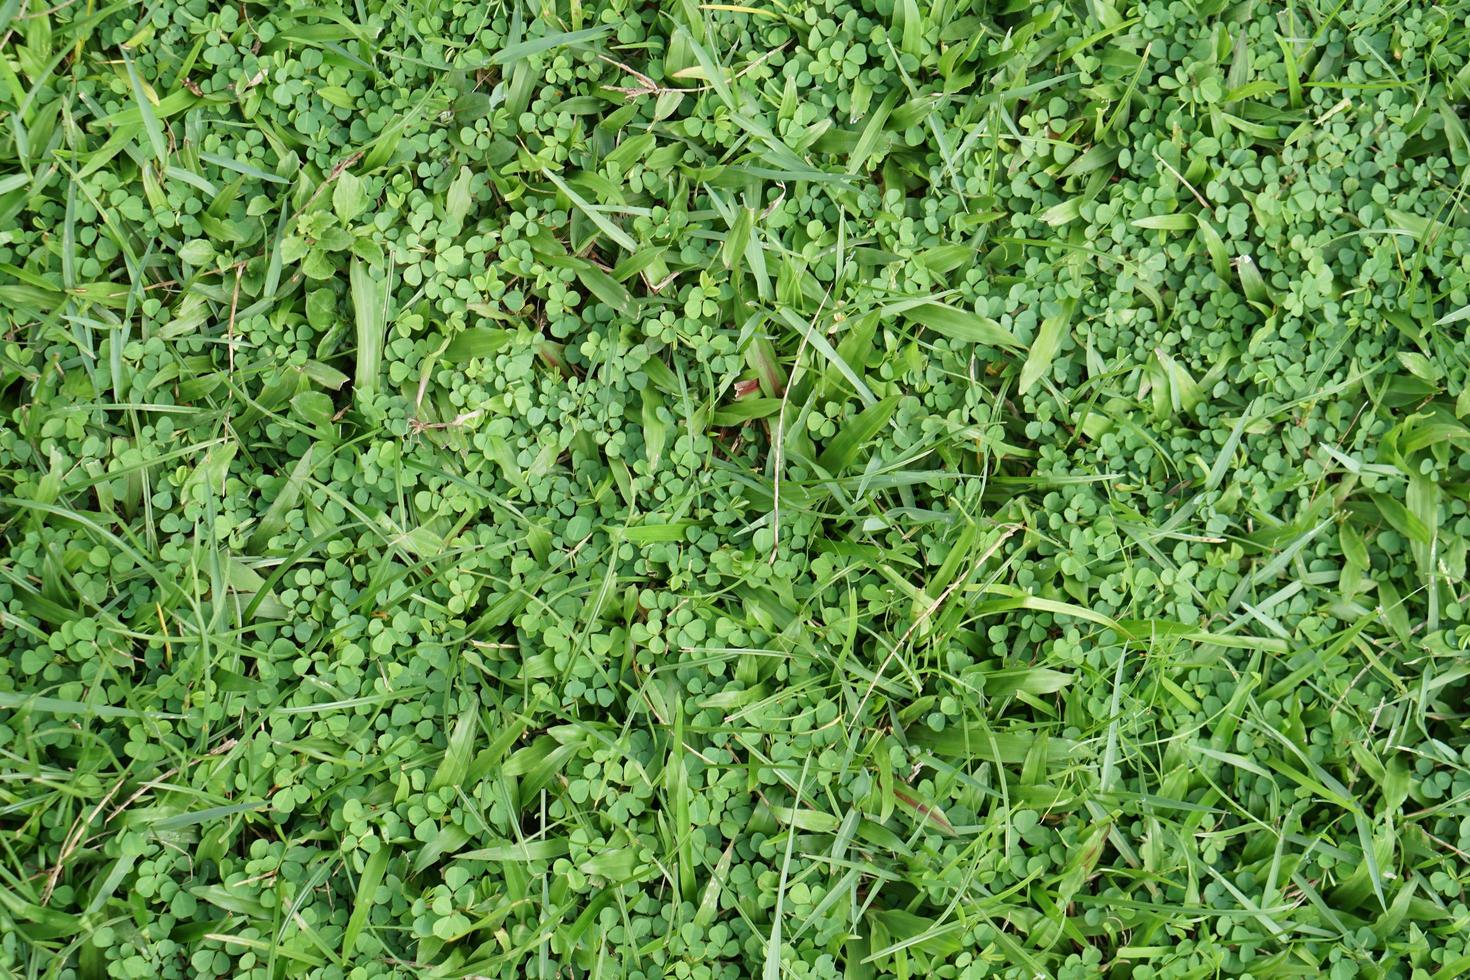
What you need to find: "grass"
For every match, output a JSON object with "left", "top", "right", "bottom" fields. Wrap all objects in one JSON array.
[{"left": 3, "top": 0, "right": 1470, "bottom": 978}]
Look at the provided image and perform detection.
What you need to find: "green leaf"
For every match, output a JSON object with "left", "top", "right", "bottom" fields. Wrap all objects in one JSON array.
[
  {"left": 291, "top": 390, "right": 336, "bottom": 428},
  {"left": 178, "top": 239, "right": 215, "bottom": 266},
  {"left": 979, "top": 667, "right": 1074, "bottom": 696},
  {"left": 491, "top": 25, "right": 611, "bottom": 65},
  {"left": 1018, "top": 301, "right": 1073, "bottom": 395},
  {"left": 444, "top": 328, "right": 513, "bottom": 361},
  {"left": 342, "top": 847, "right": 389, "bottom": 957},
  {"left": 429, "top": 705, "right": 478, "bottom": 790},
  {"left": 817, "top": 395, "right": 898, "bottom": 471},
  {"left": 1132, "top": 213, "right": 1195, "bottom": 231},
  {"left": 455, "top": 839, "right": 570, "bottom": 862},
  {"left": 350, "top": 259, "right": 387, "bottom": 402},
  {"left": 333, "top": 170, "right": 366, "bottom": 224},
  {"left": 902, "top": 302, "right": 1020, "bottom": 349},
  {"left": 906, "top": 726, "right": 1079, "bottom": 765},
  {"left": 120, "top": 50, "right": 167, "bottom": 164},
  {"left": 543, "top": 168, "right": 637, "bottom": 252},
  {"left": 445, "top": 165, "right": 474, "bottom": 228}
]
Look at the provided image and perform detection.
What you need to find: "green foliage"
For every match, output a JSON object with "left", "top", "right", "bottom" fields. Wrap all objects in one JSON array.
[{"left": 4, "top": 0, "right": 1470, "bottom": 977}]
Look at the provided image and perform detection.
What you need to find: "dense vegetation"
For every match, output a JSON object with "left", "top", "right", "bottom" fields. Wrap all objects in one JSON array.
[{"left": 4, "top": 0, "right": 1470, "bottom": 976}]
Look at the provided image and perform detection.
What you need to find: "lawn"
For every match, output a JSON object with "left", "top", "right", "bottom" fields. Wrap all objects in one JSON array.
[{"left": 3, "top": 0, "right": 1470, "bottom": 977}]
